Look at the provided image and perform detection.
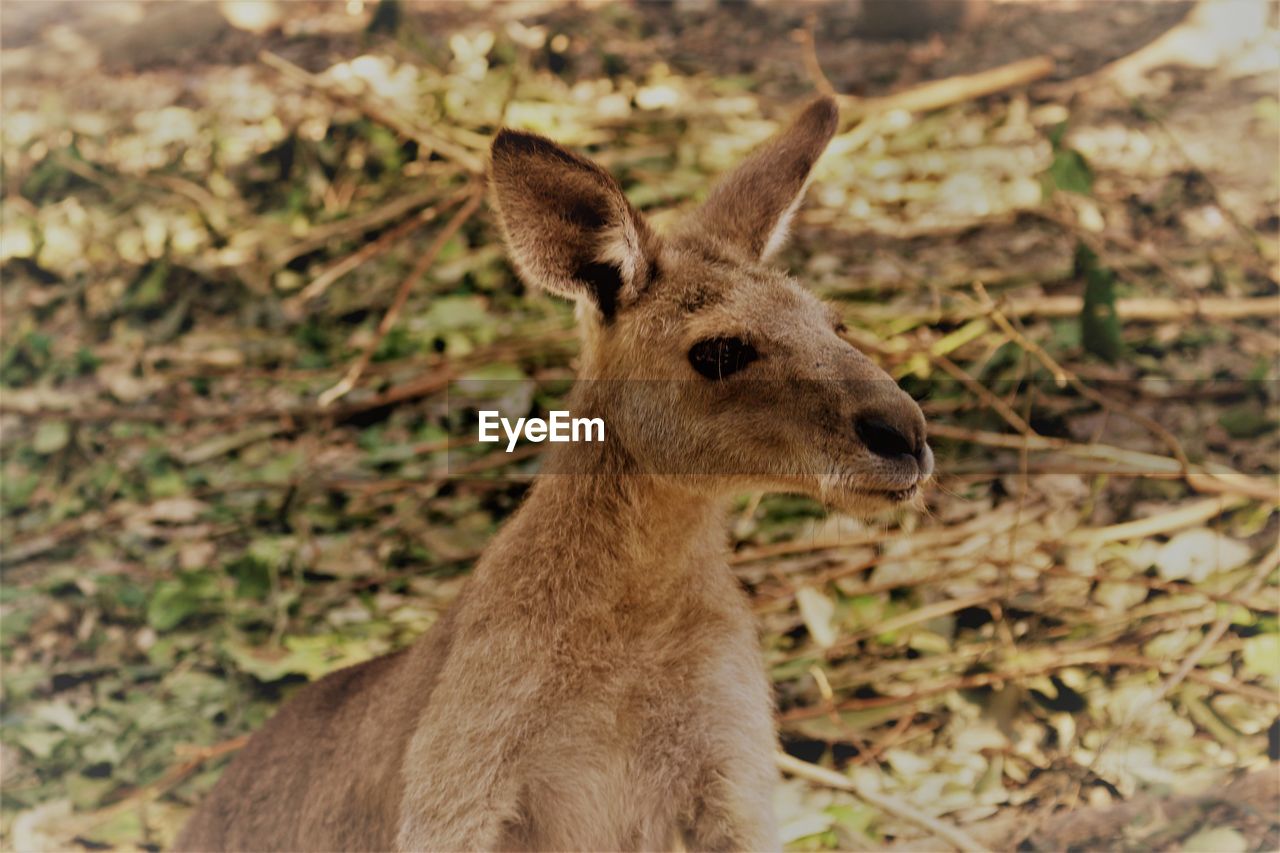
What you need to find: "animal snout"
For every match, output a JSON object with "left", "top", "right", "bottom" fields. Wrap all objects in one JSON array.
[{"left": 854, "top": 411, "right": 933, "bottom": 478}]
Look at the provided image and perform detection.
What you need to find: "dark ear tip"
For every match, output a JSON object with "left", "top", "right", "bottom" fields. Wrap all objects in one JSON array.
[
  {"left": 491, "top": 128, "right": 598, "bottom": 177},
  {"left": 492, "top": 128, "right": 553, "bottom": 159},
  {"left": 802, "top": 95, "right": 840, "bottom": 137}
]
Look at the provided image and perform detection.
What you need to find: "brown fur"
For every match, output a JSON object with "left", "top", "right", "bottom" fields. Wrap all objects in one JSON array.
[{"left": 177, "top": 96, "right": 931, "bottom": 852}]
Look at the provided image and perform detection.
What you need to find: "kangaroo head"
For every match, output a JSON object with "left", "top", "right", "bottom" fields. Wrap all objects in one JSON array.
[{"left": 488, "top": 97, "right": 931, "bottom": 514}]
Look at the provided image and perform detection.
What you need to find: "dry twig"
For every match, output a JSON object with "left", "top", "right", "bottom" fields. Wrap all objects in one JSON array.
[
  {"left": 857, "top": 295, "right": 1280, "bottom": 325},
  {"left": 927, "top": 424, "right": 1279, "bottom": 502},
  {"left": 841, "top": 55, "right": 1054, "bottom": 126},
  {"left": 794, "top": 14, "right": 837, "bottom": 97},
  {"left": 776, "top": 751, "right": 985, "bottom": 853},
  {"left": 259, "top": 51, "right": 487, "bottom": 174},
  {"left": 68, "top": 735, "right": 250, "bottom": 835},
  {"left": 973, "top": 282, "right": 1198, "bottom": 480},
  {"left": 319, "top": 187, "right": 484, "bottom": 407},
  {"left": 273, "top": 185, "right": 445, "bottom": 268},
  {"left": 930, "top": 351, "right": 1034, "bottom": 436},
  {"left": 1152, "top": 543, "right": 1280, "bottom": 703},
  {"left": 1067, "top": 495, "right": 1247, "bottom": 545},
  {"left": 288, "top": 194, "right": 465, "bottom": 313},
  {"left": 1076, "top": 544, "right": 1280, "bottom": 801}
]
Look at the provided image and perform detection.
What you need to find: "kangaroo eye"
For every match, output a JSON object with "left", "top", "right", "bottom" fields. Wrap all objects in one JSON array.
[{"left": 688, "top": 337, "right": 758, "bottom": 380}]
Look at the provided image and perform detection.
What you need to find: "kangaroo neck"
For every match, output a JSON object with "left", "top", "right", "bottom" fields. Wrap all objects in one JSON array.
[{"left": 483, "top": 435, "right": 727, "bottom": 601}]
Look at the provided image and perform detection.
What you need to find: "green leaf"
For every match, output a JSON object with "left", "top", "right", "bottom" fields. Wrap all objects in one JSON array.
[
  {"left": 147, "top": 470, "right": 187, "bottom": 499},
  {"left": 223, "top": 633, "right": 378, "bottom": 683},
  {"left": 15, "top": 730, "right": 63, "bottom": 760},
  {"left": 826, "top": 802, "right": 876, "bottom": 837},
  {"left": 1076, "top": 243, "right": 1122, "bottom": 363},
  {"left": 147, "top": 580, "right": 201, "bottom": 631},
  {"left": 1, "top": 331, "right": 53, "bottom": 385},
  {"left": 227, "top": 555, "right": 271, "bottom": 600},
  {"left": 126, "top": 261, "right": 170, "bottom": 311},
  {"left": 424, "top": 295, "right": 491, "bottom": 333},
  {"left": 1047, "top": 148, "right": 1093, "bottom": 195},
  {"left": 67, "top": 774, "right": 116, "bottom": 810},
  {"left": 76, "top": 809, "right": 145, "bottom": 847},
  {"left": 1218, "top": 403, "right": 1276, "bottom": 438},
  {"left": 32, "top": 420, "right": 70, "bottom": 455},
  {"left": 1241, "top": 633, "right": 1280, "bottom": 678},
  {"left": 373, "top": 325, "right": 417, "bottom": 362},
  {"left": 779, "top": 812, "right": 834, "bottom": 845},
  {"left": 1046, "top": 120, "right": 1069, "bottom": 148},
  {"left": 146, "top": 573, "right": 218, "bottom": 631},
  {"left": 1, "top": 463, "right": 40, "bottom": 507}
]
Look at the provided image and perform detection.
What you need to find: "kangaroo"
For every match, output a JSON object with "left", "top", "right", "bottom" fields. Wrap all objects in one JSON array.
[{"left": 176, "top": 95, "right": 932, "bottom": 852}]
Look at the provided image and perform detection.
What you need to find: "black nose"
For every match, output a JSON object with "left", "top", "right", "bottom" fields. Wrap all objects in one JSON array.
[{"left": 855, "top": 416, "right": 920, "bottom": 460}]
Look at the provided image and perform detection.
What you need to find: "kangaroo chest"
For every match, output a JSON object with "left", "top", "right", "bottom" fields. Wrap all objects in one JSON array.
[
  {"left": 506, "top": 628, "right": 770, "bottom": 848},
  {"left": 495, "top": 584, "right": 773, "bottom": 849},
  {"left": 396, "top": 545, "right": 779, "bottom": 851}
]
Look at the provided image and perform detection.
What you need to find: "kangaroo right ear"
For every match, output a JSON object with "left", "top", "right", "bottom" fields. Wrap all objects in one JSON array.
[
  {"left": 489, "top": 130, "right": 658, "bottom": 321},
  {"left": 685, "top": 96, "right": 838, "bottom": 261}
]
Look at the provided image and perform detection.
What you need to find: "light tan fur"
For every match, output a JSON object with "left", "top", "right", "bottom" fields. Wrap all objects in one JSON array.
[{"left": 177, "top": 96, "right": 931, "bottom": 852}]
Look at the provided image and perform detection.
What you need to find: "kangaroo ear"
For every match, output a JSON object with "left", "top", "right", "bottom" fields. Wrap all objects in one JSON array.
[
  {"left": 489, "top": 130, "right": 658, "bottom": 321},
  {"left": 688, "top": 96, "right": 838, "bottom": 261}
]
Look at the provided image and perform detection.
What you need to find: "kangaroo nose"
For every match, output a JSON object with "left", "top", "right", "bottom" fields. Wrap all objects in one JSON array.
[{"left": 855, "top": 415, "right": 922, "bottom": 462}]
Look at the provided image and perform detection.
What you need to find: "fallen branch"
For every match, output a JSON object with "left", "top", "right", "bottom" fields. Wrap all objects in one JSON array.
[
  {"left": 1151, "top": 544, "right": 1280, "bottom": 704},
  {"left": 1077, "top": 543, "right": 1280, "bottom": 816},
  {"left": 856, "top": 295, "right": 1280, "bottom": 325},
  {"left": 917, "top": 767, "right": 1279, "bottom": 852},
  {"left": 930, "top": 351, "right": 1034, "bottom": 435},
  {"left": 1028, "top": 205, "right": 1216, "bottom": 301},
  {"left": 319, "top": 187, "right": 484, "bottom": 407},
  {"left": 733, "top": 518, "right": 958, "bottom": 565},
  {"left": 975, "top": 281, "right": 1196, "bottom": 476},
  {"left": 320, "top": 443, "right": 544, "bottom": 497},
  {"left": 1067, "top": 495, "right": 1247, "bottom": 545},
  {"left": 734, "top": 501, "right": 1049, "bottom": 568},
  {"left": 259, "top": 50, "right": 486, "bottom": 174},
  {"left": 1077, "top": 0, "right": 1269, "bottom": 95},
  {"left": 273, "top": 185, "right": 445, "bottom": 269},
  {"left": 1039, "top": 564, "right": 1279, "bottom": 616},
  {"left": 0, "top": 328, "right": 576, "bottom": 425},
  {"left": 68, "top": 734, "right": 250, "bottom": 837},
  {"left": 842, "top": 55, "right": 1054, "bottom": 125},
  {"left": 777, "top": 592, "right": 1001, "bottom": 665},
  {"left": 782, "top": 645, "right": 1280, "bottom": 723},
  {"left": 287, "top": 192, "right": 465, "bottom": 313},
  {"left": 794, "top": 13, "right": 837, "bottom": 97},
  {"left": 776, "top": 751, "right": 985, "bottom": 853},
  {"left": 927, "top": 424, "right": 1279, "bottom": 503}
]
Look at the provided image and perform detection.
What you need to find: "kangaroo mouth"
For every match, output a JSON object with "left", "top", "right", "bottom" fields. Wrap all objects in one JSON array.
[
  {"left": 861, "top": 484, "right": 919, "bottom": 503},
  {"left": 818, "top": 471, "right": 923, "bottom": 513}
]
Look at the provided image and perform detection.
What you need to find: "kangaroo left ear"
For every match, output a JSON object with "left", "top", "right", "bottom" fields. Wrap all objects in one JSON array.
[
  {"left": 684, "top": 96, "right": 838, "bottom": 261},
  {"left": 489, "top": 130, "right": 659, "bottom": 321}
]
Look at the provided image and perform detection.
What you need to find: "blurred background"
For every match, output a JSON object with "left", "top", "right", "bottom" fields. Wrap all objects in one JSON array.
[{"left": 1, "top": 0, "right": 1277, "bottom": 849}]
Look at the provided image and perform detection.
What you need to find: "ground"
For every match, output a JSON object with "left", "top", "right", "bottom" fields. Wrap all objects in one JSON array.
[{"left": 0, "top": 1, "right": 1277, "bottom": 850}]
